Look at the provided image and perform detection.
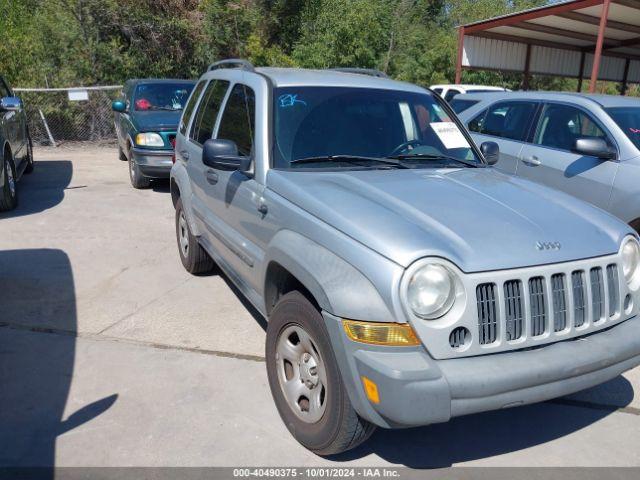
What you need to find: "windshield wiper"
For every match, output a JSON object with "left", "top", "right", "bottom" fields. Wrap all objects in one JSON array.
[
  {"left": 290, "top": 155, "right": 409, "bottom": 169},
  {"left": 150, "top": 106, "right": 181, "bottom": 111},
  {"left": 388, "top": 153, "right": 481, "bottom": 168}
]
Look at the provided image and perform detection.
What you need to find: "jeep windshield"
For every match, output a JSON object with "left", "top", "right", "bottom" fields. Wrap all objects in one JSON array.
[
  {"left": 272, "top": 87, "right": 482, "bottom": 169},
  {"left": 606, "top": 107, "right": 640, "bottom": 151},
  {"left": 134, "top": 83, "right": 194, "bottom": 111}
]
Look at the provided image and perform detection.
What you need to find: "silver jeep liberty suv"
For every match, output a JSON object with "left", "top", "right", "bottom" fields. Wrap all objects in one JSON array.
[{"left": 170, "top": 59, "right": 640, "bottom": 455}]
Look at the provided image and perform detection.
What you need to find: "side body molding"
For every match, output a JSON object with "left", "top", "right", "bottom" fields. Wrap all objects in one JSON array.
[{"left": 263, "top": 230, "right": 395, "bottom": 323}]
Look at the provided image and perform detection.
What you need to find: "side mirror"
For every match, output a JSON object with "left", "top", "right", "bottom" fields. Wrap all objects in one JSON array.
[
  {"left": 111, "top": 100, "right": 127, "bottom": 113},
  {"left": 573, "top": 137, "right": 615, "bottom": 160},
  {"left": 0, "top": 96, "right": 22, "bottom": 112},
  {"left": 480, "top": 141, "right": 500, "bottom": 165},
  {"left": 202, "top": 139, "right": 251, "bottom": 171}
]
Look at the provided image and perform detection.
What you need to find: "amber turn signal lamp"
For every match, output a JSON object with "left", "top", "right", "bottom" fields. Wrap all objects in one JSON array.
[
  {"left": 342, "top": 320, "right": 420, "bottom": 346},
  {"left": 362, "top": 376, "right": 380, "bottom": 404}
]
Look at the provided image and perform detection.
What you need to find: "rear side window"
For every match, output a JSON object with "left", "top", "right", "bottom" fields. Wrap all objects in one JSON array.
[
  {"left": 450, "top": 99, "right": 479, "bottom": 114},
  {"left": 535, "top": 103, "right": 607, "bottom": 151},
  {"left": 190, "top": 80, "right": 230, "bottom": 145},
  {"left": 444, "top": 89, "right": 461, "bottom": 102},
  {"left": 432, "top": 88, "right": 443, "bottom": 95},
  {"left": 179, "top": 80, "right": 206, "bottom": 136},
  {"left": 217, "top": 83, "right": 256, "bottom": 157},
  {"left": 470, "top": 101, "right": 537, "bottom": 141}
]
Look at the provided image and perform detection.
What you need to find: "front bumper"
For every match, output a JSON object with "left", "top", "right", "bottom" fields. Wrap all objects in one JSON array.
[
  {"left": 131, "top": 147, "right": 173, "bottom": 178},
  {"left": 324, "top": 312, "right": 640, "bottom": 429}
]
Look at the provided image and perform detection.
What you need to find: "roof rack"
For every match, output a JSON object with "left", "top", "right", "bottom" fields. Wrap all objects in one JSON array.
[
  {"left": 208, "top": 59, "right": 255, "bottom": 72},
  {"left": 330, "top": 68, "right": 389, "bottom": 78}
]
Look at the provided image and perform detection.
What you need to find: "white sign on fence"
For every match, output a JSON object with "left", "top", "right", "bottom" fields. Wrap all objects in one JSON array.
[{"left": 68, "top": 89, "right": 89, "bottom": 101}]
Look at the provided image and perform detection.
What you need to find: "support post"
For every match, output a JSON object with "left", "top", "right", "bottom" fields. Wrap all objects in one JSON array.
[
  {"left": 523, "top": 44, "right": 532, "bottom": 90},
  {"left": 455, "top": 27, "right": 465, "bottom": 85},
  {"left": 621, "top": 58, "right": 631, "bottom": 95},
  {"left": 577, "top": 51, "right": 586, "bottom": 92},
  {"left": 589, "top": 0, "right": 611, "bottom": 93}
]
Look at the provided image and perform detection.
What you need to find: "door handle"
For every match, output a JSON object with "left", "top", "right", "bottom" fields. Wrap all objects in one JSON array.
[
  {"left": 522, "top": 156, "right": 541, "bottom": 167},
  {"left": 180, "top": 150, "right": 190, "bottom": 161},
  {"left": 206, "top": 169, "right": 218, "bottom": 185}
]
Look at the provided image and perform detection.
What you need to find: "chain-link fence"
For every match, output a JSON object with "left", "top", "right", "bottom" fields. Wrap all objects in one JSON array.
[{"left": 14, "top": 86, "right": 122, "bottom": 148}]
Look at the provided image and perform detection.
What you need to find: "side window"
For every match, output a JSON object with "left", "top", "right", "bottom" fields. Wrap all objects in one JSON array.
[
  {"left": 478, "top": 101, "right": 537, "bottom": 141},
  {"left": 468, "top": 109, "right": 488, "bottom": 133},
  {"left": 432, "top": 88, "right": 443, "bottom": 95},
  {"left": 535, "top": 104, "right": 607, "bottom": 151},
  {"left": 179, "top": 80, "right": 205, "bottom": 136},
  {"left": 0, "top": 79, "right": 10, "bottom": 98},
  {"left": 216, "top": 83, "right": 256, "bottom": 157},
  {"left": 444, "top": 89, "right": 461, "bottom": 102},
  {"left": 190, "top": 80, "right": 230, "bottom": 145}
]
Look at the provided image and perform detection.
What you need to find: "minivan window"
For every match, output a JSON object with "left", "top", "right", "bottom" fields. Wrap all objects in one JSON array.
[
  {"left": 190, "top": 80, "right": 229, "bottom": 145},
  {"left": 217, "top": 83, "right": 256, "bottom": 157},
  {"left": 606, "top": 107, "right": 640, "bottom": 151},
  {"left": 179, "top": 80, "right": 206, "bottom": 136},
  {"left": 272, "top": 87, "right": 481, "bottom": 169},
  {"left": 471, "top": 101, "right": 537, "bottom": 141},
  {"left": 535, "top": 104, "right": 606, "bottom": 151}
]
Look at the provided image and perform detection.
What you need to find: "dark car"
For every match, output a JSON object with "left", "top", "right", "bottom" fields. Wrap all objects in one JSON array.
[
  {"left": 112, "top": 79, "right": 195, "bottom": 188},
  {"left": 1, "top": 75, "right": 33, "bottom": 211}
]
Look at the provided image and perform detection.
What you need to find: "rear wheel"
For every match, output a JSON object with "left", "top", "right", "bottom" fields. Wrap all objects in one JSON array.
[
  {"left": 1, "top": 153, "right": 18, "bottom": 212},
  {"left": 175, "top": 198, "right": 214, "bottom": 274},
  {"left": 129, "top": 149, "right": 150, "bottom": 189},
  {"left": 23, "top": 133, "right": 34, "bottom": 174},
  {"left": 266, "top": 291, "right": 376, "bottom": 455}
]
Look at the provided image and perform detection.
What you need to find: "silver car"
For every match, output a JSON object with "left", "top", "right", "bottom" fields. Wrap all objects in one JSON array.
[
  {"left": 171, "top": 61, "right": 640, "bottom": 455},
  {"left": 457, "top": 91, "right": 640, "bottom": 231}
]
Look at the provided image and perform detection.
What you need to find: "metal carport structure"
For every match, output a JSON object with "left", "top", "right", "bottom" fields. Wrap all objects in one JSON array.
[{"left": 455, "top": 0, "right": 640, "bottom": 93}]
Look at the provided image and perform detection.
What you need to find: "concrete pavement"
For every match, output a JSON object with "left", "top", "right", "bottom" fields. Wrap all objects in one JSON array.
[{"left": 1, "top": 147, "right": 639, "bottom": 467}]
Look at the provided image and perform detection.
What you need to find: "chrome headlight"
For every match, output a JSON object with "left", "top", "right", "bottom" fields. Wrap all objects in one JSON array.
[
  {"left": 406, "top": 263, "right": 456, "bottom": 319},
  {"left": 135, "top": 132, "right": 164, "bottom": 147},
  {"left": 621, "top": 236, "right": 640, "bottom": 283}
]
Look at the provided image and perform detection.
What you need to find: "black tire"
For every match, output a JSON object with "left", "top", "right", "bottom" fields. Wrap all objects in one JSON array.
[
  {"left": 129, "top": 150, "right": 150, "bottom": 189},
  {"left": 266, "top": 291, "right": 376, "bottom": 456},
  {"left": 118, "top": 144, "right": 128, "bottom": 161},
  {"left": 1, "top": 153, "right": 18, "bottom": 212},
  {"left": 23, "top": 133, "right": 34, "bottom": 174},
  {"left": 175, "top": 198, "right": 214, "bottom": 274}
]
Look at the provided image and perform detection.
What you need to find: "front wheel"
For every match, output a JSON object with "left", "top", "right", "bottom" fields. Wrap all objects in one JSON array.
[
  {"left": 129, "top": 152, "right": 150, "bottom": 189},
  {"left": 175, "top": 198, "right": 214, "bottom": 274},
  {"left": 1, "top": 154, "right": 18, "bottom": 211},
  {"left": 266, "top": 291, "right": 375, "bottom": 455}
]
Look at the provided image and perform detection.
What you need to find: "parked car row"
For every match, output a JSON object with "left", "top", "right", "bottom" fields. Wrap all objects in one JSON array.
[
  {"left": 167, "top": 61, "right": 640, "bottom": 455},
  {"left": 0, "top": 75, "right": 33, "bottom": 212}
]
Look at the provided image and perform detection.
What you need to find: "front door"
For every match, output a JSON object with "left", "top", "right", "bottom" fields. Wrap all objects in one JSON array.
[{"left": 517, "top": 102, "right": 617, "bottom": 211}]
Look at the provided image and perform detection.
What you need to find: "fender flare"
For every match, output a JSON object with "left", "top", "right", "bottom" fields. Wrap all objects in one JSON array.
[
  {"left": 262, "top": 230, "right": 395, "bottom": 322},
  {"left": 170, "top": 162, "right": 202, "bottom": 237}
]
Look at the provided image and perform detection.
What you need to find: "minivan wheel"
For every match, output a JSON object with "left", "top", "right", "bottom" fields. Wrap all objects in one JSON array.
[
  {"left": 266, "top": 291, "right": 376, "bottom": 456},
  {"left": 129, "top": 152, "right": 150, "bottom": 189},
  {"left": 1, "top": 154, "right": 18, "bottom": 212},
  {"left": 175, "top": 198, "right": 214, "bottom": 274}
]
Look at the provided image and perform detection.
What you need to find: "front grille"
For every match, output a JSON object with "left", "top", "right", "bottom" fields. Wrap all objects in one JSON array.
[
  {"left": 607, "top": 265, "right": 620, "bottom": 318},
  {"left": 476, "top": 284, "right": 498, "bottom": 345},
  {"left": 572, "top": 271, "right": 586, "bottom": 327},
  {"left": 475, "top": 262, "right": 621, "bottom": 346},
  {"left": 590, "top": 267, "right": 604, "bottom": 322},
  {"left": 529, "top": 277, "right": 547, "bottom": 336}
]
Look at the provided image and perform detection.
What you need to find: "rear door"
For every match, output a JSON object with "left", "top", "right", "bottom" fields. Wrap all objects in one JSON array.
[
  {"left": 518, "top": 102, "right": 617, "bottom": 210},
  {"left": 467, "top": 100, "right": 539, "bottom": 175}
]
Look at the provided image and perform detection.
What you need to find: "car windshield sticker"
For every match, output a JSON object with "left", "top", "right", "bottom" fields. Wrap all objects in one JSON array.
[
  {"left": 431, "top": 122, "right": 469, "bottom": 150},
  {"left": 278, "top": 94, "right": 307, "bottom": 108},
  {"left": 630, "top": 128, "right": 640, "bottom": 134}
]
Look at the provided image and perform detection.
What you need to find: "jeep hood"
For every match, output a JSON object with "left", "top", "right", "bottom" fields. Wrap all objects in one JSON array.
[
  {"left": 132, "top": 110, "right": 181, "bottom": 131},
  {"left": 267, "top": 168, "right": 629, "bottom": 272}
]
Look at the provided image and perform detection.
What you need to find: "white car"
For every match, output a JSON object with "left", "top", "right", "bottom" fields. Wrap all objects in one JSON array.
[{"left": 431, "top": 84, "right": 509, "bottom": 103}]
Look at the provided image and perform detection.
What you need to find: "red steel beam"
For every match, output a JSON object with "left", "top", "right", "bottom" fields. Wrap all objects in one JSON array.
[
  {"left": 558, "top": 11, "right": 640, "bottom": 35},
  {"left": 464, "top": 0, "right": 605, "bottom": 34},
  {"left": 590, "top": 0, "right": 612, "bottom": 93},
  {"left": 455, "top": 26, "right": 464, "bottom": 84}
]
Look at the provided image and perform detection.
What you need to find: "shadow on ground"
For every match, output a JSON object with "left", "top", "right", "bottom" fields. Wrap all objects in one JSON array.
[
  {"left": 0, "top": 249, "right": 117, "bottom": 470},
  {"left": 0, "top": 161, "right": 72, "bottom": 219}
]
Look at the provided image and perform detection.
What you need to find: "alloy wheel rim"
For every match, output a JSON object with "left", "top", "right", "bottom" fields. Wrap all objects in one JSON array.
[
  {"left": 275, "top": 324, "right": 327, "bottom": 424},
  {"left": 178, "top": 211, "right": 189, "bottom": 257},
  {"left": 6, "top": 159, "right": 15, "bottom": 197}
]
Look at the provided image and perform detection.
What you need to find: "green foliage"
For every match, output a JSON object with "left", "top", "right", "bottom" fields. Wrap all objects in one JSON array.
[{"left": 0, "top": 0, "right": 616, "bottom": 97}]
